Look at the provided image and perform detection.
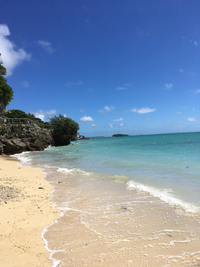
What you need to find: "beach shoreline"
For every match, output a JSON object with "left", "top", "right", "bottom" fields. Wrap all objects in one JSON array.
[
  {"left": 1, "top": 147, "right": 200, "bottom": 266},
  {"left": 0, "top": 155, "right": 61, "bottom": 267}
]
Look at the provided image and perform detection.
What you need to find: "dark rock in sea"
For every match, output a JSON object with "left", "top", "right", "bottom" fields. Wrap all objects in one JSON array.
[{"left": 112, "top": 134, "right": 129, "bottom": 137}]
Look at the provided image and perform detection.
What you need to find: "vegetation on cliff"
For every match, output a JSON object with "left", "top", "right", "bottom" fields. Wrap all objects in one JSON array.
[
  {"left": 0, "top": 54, "right": 13, "bottom": 110},
  {"left": 3, "top": 109, "right": 51, "bottom": 129},
  {"left": 49, "top": 114, "right": 79, "bottom": 146}
]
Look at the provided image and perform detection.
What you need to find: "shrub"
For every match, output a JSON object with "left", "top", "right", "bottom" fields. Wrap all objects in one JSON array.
[{"left": 49, "top": 115, "right": 79, "bottom": 146}]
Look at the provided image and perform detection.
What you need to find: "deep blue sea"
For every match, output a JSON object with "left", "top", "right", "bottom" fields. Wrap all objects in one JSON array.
[{"left": 16, "top": 132, "right": 200, "bottom": 213}]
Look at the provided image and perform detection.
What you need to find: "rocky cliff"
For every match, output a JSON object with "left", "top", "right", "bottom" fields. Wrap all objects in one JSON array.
[
  {"left": 0, "top": 101, "right": 6, "bottom": 117},
  {"left": 0, "top": 123, "right": 53, "bottom": 155}
]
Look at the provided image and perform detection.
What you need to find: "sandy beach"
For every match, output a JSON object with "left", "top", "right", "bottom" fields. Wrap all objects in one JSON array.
[{"left": 0, "top": 155, "right": 60, "bottom": 267}]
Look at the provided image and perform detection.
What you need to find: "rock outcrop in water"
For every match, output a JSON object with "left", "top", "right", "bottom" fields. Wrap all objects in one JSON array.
[{"left": 0, "top": 123, "right": 53, "bottom": 155}]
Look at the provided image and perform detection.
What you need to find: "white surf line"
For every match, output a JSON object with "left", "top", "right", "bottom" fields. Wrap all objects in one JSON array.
[{"left": 41, "top": 211, "right": 65, "bottom": 267}]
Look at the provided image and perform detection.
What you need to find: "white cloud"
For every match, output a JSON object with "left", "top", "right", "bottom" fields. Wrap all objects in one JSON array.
[
  {"left": 33, "top": 109, "right": 57, "bottom": 121},
  {"left": 116, "top": 83, "right": 131, "bottom": 90},
  {"left": 187, "top": 117, "right": 198, "bottom": 122},
  {"left": 0, "top": 24, "right": 10, "bottom": 36},
  {"left": 65, "top": 81, "right": 83, "bottom": 87},
  {"left": 116, "top": 86, "right": 126, "bottom": 90},
  {"left": 164, "top": 83, "right": 174, "bottom": 90},
  {"left": 99, "top": 105, "right": 115, "bottom": 113},
  {"left": 113, "top": 118, "right": 123, "bottom": 121},
  {"left": 80, "top": 116, "right": 94, "bottom": 122},
  {"left": 194, "top": 41, "right": 199, "bottom": 46},
  {"left": 38, "top": 40, "right": 53, "bottom": 53},
  {"left": 21, "top": 81, "right": 29, "bottom": 88},
  {"left": 178, "top": 69, "right": 184, "bottom": 73},
  {"left": 109, "top": 123, "right": 113, "bottom": 128},
  {"left": 120, "top": 123, "right": 123, "bottom": 127},
  {"left": 0, "top": 24, "right": 31, "bottom": 76},
  {"left": 189, "top": 72, "right": 195, "bottom": 76},
  {"left": 131, "top": 107, "right": 156, "bottom": 114},
  {"left": 195, "top": 89, "right": 200, "bottom": 94},
  {"left": 91, "top": 124, "right": 96, "bottom": 127}
]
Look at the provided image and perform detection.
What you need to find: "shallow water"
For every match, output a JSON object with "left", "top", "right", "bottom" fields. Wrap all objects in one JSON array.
[{"left": 17, "top": 132, "right": 200, "bottom": 212}]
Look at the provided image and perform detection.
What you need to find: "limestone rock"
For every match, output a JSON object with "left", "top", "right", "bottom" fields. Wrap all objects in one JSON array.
[
  {"left": 3, "top": 139, "right": 26, "bottom": 154},
  {"left": 0, "top": 124, "right": 54, "bottom": 155}
]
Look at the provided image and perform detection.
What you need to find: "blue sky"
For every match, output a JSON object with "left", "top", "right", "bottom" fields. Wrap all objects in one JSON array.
[{"left": 1, "top": 0, "right": 200, "bottom": 136}]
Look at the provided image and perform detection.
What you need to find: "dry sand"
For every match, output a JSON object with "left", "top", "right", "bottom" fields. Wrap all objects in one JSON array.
[{"left": 0, "top": 155, "right": 61, "bottom": 267}]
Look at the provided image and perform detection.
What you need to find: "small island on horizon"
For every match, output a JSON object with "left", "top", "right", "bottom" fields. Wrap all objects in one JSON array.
[{"left": 112, "top": 134, "right": 129, "bottom": 137}]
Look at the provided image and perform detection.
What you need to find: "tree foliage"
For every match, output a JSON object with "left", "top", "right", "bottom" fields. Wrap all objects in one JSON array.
[
  {"left": 49, "top": 115, "right": 79, "bottom": 145},
  {"left": 0, "top": 53, "right": 13, "bottom": 106},
  {"left": 0, "top": 76, "right": 13, "bottom": 106},
  {"left": 3, "top": 109, "right": 51, "bottom": 129},
  {"left": 3, "top": 109, "right": 29, "bottom": 119}
]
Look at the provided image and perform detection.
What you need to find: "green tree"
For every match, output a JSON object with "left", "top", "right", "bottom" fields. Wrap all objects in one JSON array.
[
  {"left": 3, "top": 109, "right": 51, "bottom": 129},
  {"left": 0, "top": 54, "right": 13, "bottom": 115},
  {"left": 0, "top": 76, "right": 13, "bottom": 106},
  {"left": 49, "top": 115, "right": 79, "bottom": 146},
  {"left": 3, "top": 109, "right": 29, "bottom": 119},
  {"left": 0, "top": 54, "right": 6, "bottom": 76}
]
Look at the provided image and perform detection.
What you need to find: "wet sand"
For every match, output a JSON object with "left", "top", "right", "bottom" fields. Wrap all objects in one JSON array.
[
  {"left": 0, "top": 155, "right": 61, "bottom": 267},
  {"left": 44, "top": 170, "right": 200, "bottom": 266}
]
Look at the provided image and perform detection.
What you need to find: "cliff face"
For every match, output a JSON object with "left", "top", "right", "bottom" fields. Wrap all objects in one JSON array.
[
  {"left": 0, "top": 100, "right": 6, "bottom": 117},
  {"left": 0, "top": 124, "right": 54, "bottom": 155}
]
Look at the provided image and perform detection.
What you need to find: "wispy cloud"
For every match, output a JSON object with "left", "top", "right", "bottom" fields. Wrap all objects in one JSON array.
[
  {"left": 21, "top": 81, "right": 29, "bottom": 88},
  {"left": 38, "top": 40, "right": 54, "bottom": 54},
  {"left": 124, "top": 83, "right": 131, "bottom": 87},
  {"left": 98, "top": 106, "right": 115, "bottom": 113},
  {"left": 65, "top": 81, "right": 83, "bottom": 87},
  {"left": 164, "top": 83, "right": 174, "bottom": 90},
  {"left": 116, "top": 86, "right": 126, "bottom": 90},
  {"left": 91, "top": 124, "right": 96, "bottom": 127},
  {"left": 79, "top": 109, "right": 86, "bottom": 112},
  {"left": 178, "top": 69, "right": 184, "bottom": 73},
  {"left": 187, "top": 117, "right": 198, "bottom": 122},
  {"left": 0, "top": 24, "right": 31, "bottom": 76},
  {"left": 189, "top": 72, "right": 195, "bottom": 76},
  {"left": 113, "top": 118, "right": 123, "bottom": 121},
  {"left": 80, "top": 116, "right": 94, "bottom": 122},
  {"left": 194, "top": 41, "right": 199, "bottom": 46},
  {"left": 116, "top": 83, "right": 131, "bottom": 90},
  {"left": 120, "top": 123, "right": 123, "bottom": 127},
  {"left": 33, "top": 109, "right": 57, "bottom": 121},
  {"left": 131, "top": 107, "right": 156, "bottom": 114},
  {"left": 109, "top": 123, "right": 113, "bottom": 128},
  {"left": 195, "top": 89, "right": 200, "bottom": 94}
]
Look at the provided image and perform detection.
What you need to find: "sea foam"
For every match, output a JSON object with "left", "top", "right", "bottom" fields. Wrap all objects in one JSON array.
[
  {"left": 57, "top": 167, "right": 90, "bottom": 175},
  {"left": 11, "top": 151, "right": 32, "bottom": 164},
  {"left": 126, "top": 180, "right": 200, "bottom": 213}
]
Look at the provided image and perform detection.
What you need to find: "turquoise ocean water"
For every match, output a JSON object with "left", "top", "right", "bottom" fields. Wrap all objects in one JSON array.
[{"left": 16, "top": 132, "right": 200, "bottom": 213}]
